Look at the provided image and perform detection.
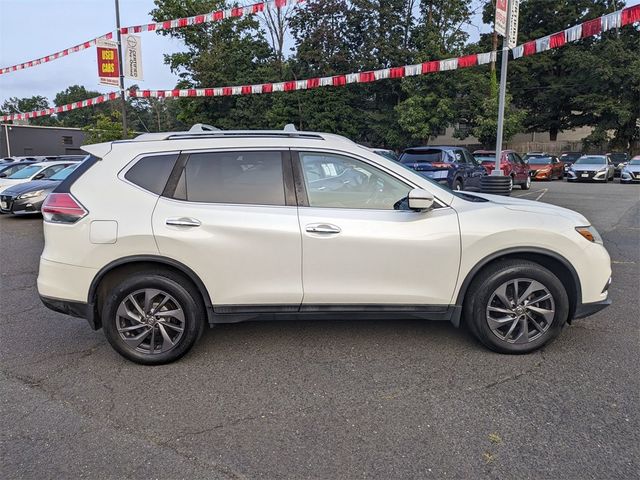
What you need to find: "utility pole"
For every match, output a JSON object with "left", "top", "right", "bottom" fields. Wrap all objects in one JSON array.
[
  {"left": 493, "top": 0, "right": 512, "bottom": 177},
  {"left": 114, "top": 0, "right": 128, "bottom": 138}
]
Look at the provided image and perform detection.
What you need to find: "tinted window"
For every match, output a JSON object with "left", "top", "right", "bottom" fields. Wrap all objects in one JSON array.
[
  {"left": 174, "top": 151, "right": 285, "bottom": 205},
  {"left": 125, "top": 154, "right": 178, "bottom": 194},
  {"left": 513, "top": 153, "right": 524, "bottom": 165},
  {"left": 575, "top": 156, "right": 606, "bottom": 165},
  {"left": 400, "top": 150, "right": 447, "bottom": 163},
  {"left": 300, "top": 152, "right": 410, "bottom": 210},
  {"left": 527, "top": 157, "right": 553, "bottom": 165}
]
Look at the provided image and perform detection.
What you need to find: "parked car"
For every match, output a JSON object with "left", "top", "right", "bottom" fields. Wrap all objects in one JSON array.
[
  {"left": 0, "top": 160, "right": 80, "bottom": 192},
  {"left": 524, "top": 155, "right": 564, "bottom": 180},
  {"left": 399, "top": 146, "right": 487, "bottom": 191},
  {"left": 0, "top": 160, "right": 37, "bottom": 178},
  {"left": 473, "top": 150, "right": 531, "bottom": 190},
  {"left": 620, "top": 156, "right": 640, "bottom": 184},
  {"left": 606, "top": 152, "right": 629, "bottom": 177},
  {"left": 560, "top": 152, "right": 583, "bottom": 174},
  {"left": 565, "top": 155, "right": 615, "bottom": 182},
  {"left": 37, "top": 126, "right": 612, "bottom": 364},
  {"left": 0, "top": 163, "right": 81, "bottom": 215}
]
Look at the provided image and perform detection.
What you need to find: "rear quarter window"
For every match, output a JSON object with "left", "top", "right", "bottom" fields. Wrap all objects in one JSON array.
[{"left": 124, "top": 154, "right": 179, "bottom": 194}]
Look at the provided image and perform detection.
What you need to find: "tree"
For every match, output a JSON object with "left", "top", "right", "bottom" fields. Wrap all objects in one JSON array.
[
  {"left": 508, "top": 0, "right": 624, "bottom": 141},
  {"left": 0, "top": 96, "right": 58, "bottom": 126},
  {"left": 83, "top": 111, "right": 131, "bottom": 143},
  {"left": 54, "top": 85, "right": 106, "bottom": 128}
]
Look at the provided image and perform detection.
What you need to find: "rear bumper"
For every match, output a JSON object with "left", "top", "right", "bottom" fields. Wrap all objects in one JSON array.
[{"left": 39, "top": 295, "right": 99, "bottom": 330}]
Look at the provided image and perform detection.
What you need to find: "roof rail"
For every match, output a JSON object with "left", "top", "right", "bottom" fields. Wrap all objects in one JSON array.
[
  {"left": 164, "top": 130, "right": 325, "bottom": 140},
  {"left": 189, "top": 123, "right": 220, "bottom": 132}
]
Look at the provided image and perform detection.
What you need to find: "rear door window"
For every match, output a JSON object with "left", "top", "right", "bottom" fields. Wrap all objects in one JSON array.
[
  {"left": 125, "top": 153, "right": 178, "bottom": 194},
  {"left": 173, "top": 151, "right": 286, "bottom": 205}
]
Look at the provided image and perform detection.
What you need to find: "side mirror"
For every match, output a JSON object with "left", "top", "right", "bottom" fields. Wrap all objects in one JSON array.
[
  {"left": 33, "top": 173, "right": 45, "bottom": 180},
  {"left": 408, "top": 188, "right": 434, "bottom": 211}
]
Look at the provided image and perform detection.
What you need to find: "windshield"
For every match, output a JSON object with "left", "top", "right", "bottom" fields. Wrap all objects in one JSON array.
[
  {"left": 528, "top": 157, "right": 553, "bottom": 165},
  {"left": 474, "top": 155, "right": 497, "bottom": 162},
  {"left": 561, "top": 153, "right": 581, "bottom": 161},
  {"left": 7, "top": 165, "right": 41, "bottom": 179},
  {"left": 608, "top": 154, "right": 627, "bottom": 163},
  {"left": 0, "top": 164, "right": 28, "bottom": 176},
  {"left": 575, "top": 156, "right": 606, "bottom": 165},
  {"left": 628, "top": 159, "right": 640, "bottom": 166},
  {"left": 49, "top": 163, "right": 79, "bottom": 181}
]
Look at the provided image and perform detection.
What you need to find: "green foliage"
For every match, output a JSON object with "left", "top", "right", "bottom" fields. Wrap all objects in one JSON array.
[
  {"left": 0, "top": 96, "right": 58, "bottom": 126},
  {"left": 54, "top": 85, "right": 105, "bottom": 128},
  {"left": 83, "top": 111, "right": 131, "bottom": 143}
]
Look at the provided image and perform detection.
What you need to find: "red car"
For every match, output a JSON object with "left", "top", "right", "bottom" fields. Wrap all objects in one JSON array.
[
  {"left": 473, "top": 150, "right": 531, "bottom": 190},
  {"left": 523, "top": 153, "right": 565, "bottom": 180}
]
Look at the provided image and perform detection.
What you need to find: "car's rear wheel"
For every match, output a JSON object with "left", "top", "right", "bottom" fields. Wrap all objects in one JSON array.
[
  {"left": 453, "top": 178, "right": 464, "bottom": 191},
  {"left": 102, "top": 272, "right": 205, "bottom": 364},
  {"left": 464, "top": 260, "right": 569, "bottom": 354},
  {"left": 520, "top": 176, "right": 531, "bottom": 190}
]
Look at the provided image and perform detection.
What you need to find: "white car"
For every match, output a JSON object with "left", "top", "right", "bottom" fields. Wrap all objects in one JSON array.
[
  {"left": 37, "top": 126, "right": 612, "bottom": 364},
  {"left": 0, "top": 160, "right": 77, "bottom": 193}
]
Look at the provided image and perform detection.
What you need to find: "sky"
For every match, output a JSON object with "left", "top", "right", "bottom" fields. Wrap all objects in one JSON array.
[
  {"left": 0, "top": 0, "right": 492, "bottom": 107},
  {"left": 0, "top": 0, "right": 184, "bottom": 103}
]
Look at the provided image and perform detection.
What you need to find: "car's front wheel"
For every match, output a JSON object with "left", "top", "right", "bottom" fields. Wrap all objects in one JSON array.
[
  {"left": 102, "top": 271, "right": 205, "bottom": 364},
  {"left": 464, "top": 260, "right": 569, "bottom": 354}
]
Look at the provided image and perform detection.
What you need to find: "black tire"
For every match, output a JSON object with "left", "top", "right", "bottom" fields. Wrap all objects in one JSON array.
[
  {"left": 453, "top": 178, "right": 464, "bottom": 191},
  {"left": 463, "top": 260, "right": 569, "bottom": 354},
  {"left": 102, "top": 270, "right": 205, "bottom": 364},
  {"left": 520, "top": 176, "right": 531, "bottom": 190}
]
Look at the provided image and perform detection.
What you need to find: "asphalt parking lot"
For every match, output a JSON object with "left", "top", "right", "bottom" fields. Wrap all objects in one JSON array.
[{"left": 1, "top": 180, "right": 638, "bottom": 480}]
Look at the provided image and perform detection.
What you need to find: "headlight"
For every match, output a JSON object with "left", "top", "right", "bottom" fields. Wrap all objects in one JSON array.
[
  {"left": 576, "top": 226, "right": 603, "bottom": 245},
  {"left": 17, "top": 189, "right": 45, "bottom": 200}
]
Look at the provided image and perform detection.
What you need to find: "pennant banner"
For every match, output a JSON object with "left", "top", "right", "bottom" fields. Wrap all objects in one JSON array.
[
  {"left": 0, "top": 33, "right": 113, "bottom": 76},
  {"left": 1, "top": 4, "right": 639, "bottom": 122},
  {"left": 0, "top": 93, "right": 118, "bottom": 122},
  {"left": 121, "top": 0, "right": 304, "bottom": 34}
]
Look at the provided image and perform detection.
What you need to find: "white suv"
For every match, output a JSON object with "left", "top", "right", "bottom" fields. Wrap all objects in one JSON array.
[{"left": 37, "top": 126, "right": 612, "bottom": 364}]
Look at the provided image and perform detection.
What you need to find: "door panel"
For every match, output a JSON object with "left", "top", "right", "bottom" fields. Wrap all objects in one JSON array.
[
  {"left": 153, "top": 201, "right": 302, "bottom": 306},
  {"left": 298, "top": 207, "right": 461, "bottom": 305}
]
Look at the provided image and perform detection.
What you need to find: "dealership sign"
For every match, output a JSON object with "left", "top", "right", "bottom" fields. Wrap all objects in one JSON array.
[
  {"left": 495, "top": 0, "right": 520, "bottom": 46},
  {"left": 96, "top": 38, "right": 119, "bottom": 87},
  {"left": 123, "top": 34, "right": 143, "bottom": 81}
]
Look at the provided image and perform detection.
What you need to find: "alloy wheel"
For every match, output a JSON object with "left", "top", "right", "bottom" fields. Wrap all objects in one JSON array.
[
  {"left": 115, "top": 288, "right": 185, "bottom": 354},
  {"left": 485, "top": 278, "right": 555, "bottom": 344}
]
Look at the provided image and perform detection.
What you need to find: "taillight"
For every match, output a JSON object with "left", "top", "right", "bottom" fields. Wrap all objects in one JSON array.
[{"left": 42, "top": 193, "right": 88, "bottom": 224}]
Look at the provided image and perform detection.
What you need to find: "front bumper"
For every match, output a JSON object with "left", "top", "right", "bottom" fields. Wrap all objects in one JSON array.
[
  {"left": 566, "top": 169, "right": 608, "bottom": 181},
  {"left": 620, "top": 171, "right": 640, "bottom": 183},
  {"left": 0, "top": 193, "right": 46, "bottom": 215}
]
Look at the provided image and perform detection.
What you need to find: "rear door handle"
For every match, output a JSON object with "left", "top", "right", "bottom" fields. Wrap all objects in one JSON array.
[
  {"left": 166, "top": 217, "right": 201, "bottom": 227},
  {"left": 306, "top": 223, "right": 341, "bottom": 234}
]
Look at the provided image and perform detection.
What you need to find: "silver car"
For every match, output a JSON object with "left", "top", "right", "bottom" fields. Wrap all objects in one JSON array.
[
  {"left": 566, "top": 155, "right": 615, "bottom": 182},
  {"left": 620, "top": 156, "right": 640, "bottom": 184}
]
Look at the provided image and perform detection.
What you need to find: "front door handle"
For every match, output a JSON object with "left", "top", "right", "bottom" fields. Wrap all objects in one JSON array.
[
  {"left": 306, "top": 223, "right": 341, "bottom": 234},
  {"left": 166, "top": 217, "right": 201, "bottom": 227}
]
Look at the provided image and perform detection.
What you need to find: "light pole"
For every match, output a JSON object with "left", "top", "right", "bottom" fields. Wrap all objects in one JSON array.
[{"left": 114, "top": 0, "right": 128, "bottom": 139}]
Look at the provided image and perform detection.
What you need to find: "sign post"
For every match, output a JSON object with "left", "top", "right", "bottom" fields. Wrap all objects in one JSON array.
[
  {"left": 493, "top": 0, "right": 518, "bottom": 177},
  {"left": 114, "top": 0, "right": 128, "bottom": 138}
]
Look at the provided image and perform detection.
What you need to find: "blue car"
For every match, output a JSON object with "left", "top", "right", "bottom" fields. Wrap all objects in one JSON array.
[{"left": 399, "top": 146, "right": 487, "bottom": 191}]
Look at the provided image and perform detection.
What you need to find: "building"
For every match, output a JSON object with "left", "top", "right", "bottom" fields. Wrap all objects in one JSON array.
[
  {"left": 429, "top": 124, "right": 597, "bottom": 155},
  {"left": 0, "top": 124, "right": 85, "bottom": 157}
]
